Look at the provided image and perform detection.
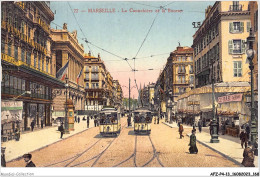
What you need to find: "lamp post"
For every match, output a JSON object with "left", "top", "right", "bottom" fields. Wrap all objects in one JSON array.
[
  {"left": 168, "top": 90, "right": 173, "bottom": 124},
  {"left": 246, "top": 28, "right": 257, "bottom": 147},
  {"left": 210, "top": 53, "right": 219, "bottom": 143},
  {"left": 64, "top": 75, "right": 69, "bottom": 134}
]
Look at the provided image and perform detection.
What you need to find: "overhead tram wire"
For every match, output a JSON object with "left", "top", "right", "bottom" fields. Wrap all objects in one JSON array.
[
  {"left": 132, "top": 2, "right": 175, "bottom": 96},
  {"left": 63, "top": 3, "right": 134, "bottom": 71},
  {"left": 67, "top": 2, "right": 94, "bottom": 56}
]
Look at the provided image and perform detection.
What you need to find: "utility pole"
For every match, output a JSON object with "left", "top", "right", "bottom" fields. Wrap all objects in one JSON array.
[{"left": 128, "top": 78, "right": 131, "bottom": 126}]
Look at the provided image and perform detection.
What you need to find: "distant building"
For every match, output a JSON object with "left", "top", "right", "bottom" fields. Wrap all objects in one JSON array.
[{"left": 83, "top": 53, "right": 122, "bottom": 112}]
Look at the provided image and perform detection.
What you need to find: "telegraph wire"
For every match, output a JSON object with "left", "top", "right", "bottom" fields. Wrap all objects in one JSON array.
[
  {"left": 130, "top": 2, "right": 160, "bottom": 9},
  {"left": 67, "top": 2, "right": 93, "bottom": 56}
]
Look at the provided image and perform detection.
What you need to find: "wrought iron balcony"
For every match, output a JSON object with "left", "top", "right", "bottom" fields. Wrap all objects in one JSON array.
[{"left": 229, "top": 5, "right": 242, "bottom": 12}]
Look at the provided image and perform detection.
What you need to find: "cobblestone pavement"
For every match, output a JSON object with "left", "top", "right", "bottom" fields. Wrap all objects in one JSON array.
[{"left": 6, "top": 117, "right": 239, "bottom": 167}]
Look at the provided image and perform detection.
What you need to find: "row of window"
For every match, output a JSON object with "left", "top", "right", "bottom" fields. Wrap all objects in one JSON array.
[
  {"left": 85, "top": 66, "right": 99, "bottom": 72},
  {"left": 194, "top": 24, "right": 219, "bottom": 56},
  {"left": 195, "top": 43, "right": 219, "bottom": 73},
  {"left": 85, "top": 73, "right": 99, "bottom": 80},
  {"left": 176, "top": 56, "right": 193, "bottom": 62},
  {"left": 2, "top": 42, "right": 50, "bottom": 72},
  {"left": 2, "top": 3, "right": 49, "bottom": 47},
  {"left": 85, "top": 83, "right": 99, "bottom": 89},
  {"left": 1, "top": 74, "right": 51, "bottom": 99}
]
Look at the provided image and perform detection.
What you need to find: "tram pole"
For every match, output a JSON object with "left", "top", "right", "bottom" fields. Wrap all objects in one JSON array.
[{"left": 128, "top": 78, "right": 132, "bottom": 127}]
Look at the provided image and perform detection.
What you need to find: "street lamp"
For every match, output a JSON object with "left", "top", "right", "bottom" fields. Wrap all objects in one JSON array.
[
  {"left": 210, "top": 52, "right": 219, "bottom": 143},
  {"left": 64, "top": 75, "right": 69, "bottom": 134},
  {"left": 246, "top": 28, "right": 257, "bottom": 147}
]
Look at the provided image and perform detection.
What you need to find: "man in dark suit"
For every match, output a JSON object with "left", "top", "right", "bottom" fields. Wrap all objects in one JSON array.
[
  {"left": 87, "top": 117, "right": 89, "bottom": 128},
  {"left": 60, "top": 122, "right": 64, "bottom": 139},
  {"left": 30, "top": 121, "right": 35, "bottom": 131},
  {"left": 23, "top": 154, "right": 36, "bottom": 167}
]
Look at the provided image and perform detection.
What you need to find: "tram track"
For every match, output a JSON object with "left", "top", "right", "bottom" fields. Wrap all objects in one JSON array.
[
  {"left": 113, "top": 134, "right": 164, "bottom": 167},
  {"left": 44, "top": 121, "right": 127, "bottom": 167},
  {"left": 67, "top": 122, "right": 128, "bottom": 167},
  {"left": 142, "top": 135, "right": 164, "bottom": 167}
]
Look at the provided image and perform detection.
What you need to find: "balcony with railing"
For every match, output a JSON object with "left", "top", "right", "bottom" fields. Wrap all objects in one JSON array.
[
  {"left": 229, "top": 4, "right": 242, "bottom": 12},
  {"left": 2, "top": 22, "right": 47, "bottom": 54},
  {"left": 1, "top": 53, "right": 54, "bottom": 77}
]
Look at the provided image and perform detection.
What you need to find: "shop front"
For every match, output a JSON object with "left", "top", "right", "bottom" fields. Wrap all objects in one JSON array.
[{"left": 1, "top": 59, "right": 65, "bottom": 133}]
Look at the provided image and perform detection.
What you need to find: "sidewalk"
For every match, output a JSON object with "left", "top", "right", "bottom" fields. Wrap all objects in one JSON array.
[
  {"left": 1, "top": 116, "right": 95, "bottom": 162},
  {"left": 163, "top": 121, "right": 258, "bottom": 167}
]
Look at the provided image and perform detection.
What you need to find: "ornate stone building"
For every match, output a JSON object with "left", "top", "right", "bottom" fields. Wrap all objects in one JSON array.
[
  {"left": 1, "top": 1, "right": 64, "bottom": 132},
  {"left": 51, "top": 24, "right": 85, "bottom": 117}
]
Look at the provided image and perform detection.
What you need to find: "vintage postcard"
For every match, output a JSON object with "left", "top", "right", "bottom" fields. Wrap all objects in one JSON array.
[{"left": 1, "top": 1, "right": 259, "bottom": 176}]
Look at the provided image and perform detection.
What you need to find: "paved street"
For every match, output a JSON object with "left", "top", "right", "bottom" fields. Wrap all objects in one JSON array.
[
  {"left": 2, "top": 116, "right": 95, "bottom": 162},
  {"left": 6, "top": 117, "right": 240, "bottom": 167}
]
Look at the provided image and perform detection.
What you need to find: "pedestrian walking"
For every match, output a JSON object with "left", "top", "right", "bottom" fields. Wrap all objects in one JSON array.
[
  {"left": 189, "top": 129, "right": 198, "bottom": 154},
  {"left": 41, "top": 119, "right": 43, "bottom": 129},
  {"left": 23, "top": 153, "right": 36, "bottom": 167},
  {"left": 154, "top": 117, "right": 156, "bottom": 124},
  {"left": 245, "top": 125, "right": 250, "bottom": 139},
  {"left": 78, "top": 116, "right": 80, "bottom": 123},
  {"left": 157, "top": 116, "right": 159, "bottom": 124},
  {"left": 242, "top": 143, "right": 255, "bottom": 167},
  {"left": 179, "top": 124, "right": 184, "bottom": 139},
  {"left": 94, "top": 118, "right": 97, "bottom": 127},
  {"left": 217, "top": 121, "right": 219, "bottom": 135},
  {"left": 240, "top": 130, "right": 248, "bottom": 148},
  {"left": 30, "top": 121, "right": 35, "bottom": 131},
  {"left": 87, "top": 117, "right": 89, "bottom": 128},
  {"left": 59, "top": 122, "right": 64, "bottom": 139},
  {"left": 14, "top": 127, "right": 20, "bottom": 141},
  {"left": 221, "top": 122, "right": 225, "bottom": 135},
  {"left": 198, "top": 120, "right": 202, "bottom": 133},
  {"left": 74, "top": 116, "right": 77, "bottom": 123},
  {"left": 1, "top": 147, "right": 6, "bottom": 167}
]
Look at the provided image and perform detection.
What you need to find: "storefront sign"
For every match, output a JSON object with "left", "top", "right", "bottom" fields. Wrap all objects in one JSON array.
[
  {"left": 1, "top": 100, "right": 23, "bottom": 122},
  {"left": 218, "top": 94, "right": 243, "bottom": 104},
  {"left": 187, "top": 101, "right": 200, "bottom": 105}
]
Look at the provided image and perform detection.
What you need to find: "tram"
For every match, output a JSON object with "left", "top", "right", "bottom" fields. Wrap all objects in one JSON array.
[
  {"left": 99, "top": 107, "right": 121, "bottom": 136},
  {"left": 133, "top": 108, "right": 152, "bottom": 134}
]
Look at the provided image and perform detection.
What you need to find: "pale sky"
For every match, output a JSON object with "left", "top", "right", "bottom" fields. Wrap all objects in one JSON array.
[{"left": 50, "top": 1, "right": 215, "bottom": 98}]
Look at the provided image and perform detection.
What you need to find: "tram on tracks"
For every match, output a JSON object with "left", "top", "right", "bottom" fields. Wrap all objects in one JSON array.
[
  {"left": 99, "top": 107, "right": 121, "bottom": 136},
  {"left": 133, "top": 108, "right": 152, "bottom": 134}
]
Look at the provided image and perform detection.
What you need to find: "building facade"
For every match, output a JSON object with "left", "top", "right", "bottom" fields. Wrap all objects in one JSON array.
[
  {"left": 84, "top": 52, "right": 116, "bottom": 113},
  {"left": 193, "top": 1, "right": 251, "bottom": 88},
  {"left": 1, "top": 1, "right": 64, "bottom": 133},
  {"left": 51, "top": 24, "right": 85, "bottom": 117},
  {"left": 171, "top": 46, "right": 194, "bottom": 105},
  {"left": 113, "top": 80, "right": 123, "bottom": 112}
]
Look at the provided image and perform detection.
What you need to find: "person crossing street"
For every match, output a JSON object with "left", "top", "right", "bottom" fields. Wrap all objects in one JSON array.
[{"left": 179, "top": 124, "right": 184, "bottom": 139}]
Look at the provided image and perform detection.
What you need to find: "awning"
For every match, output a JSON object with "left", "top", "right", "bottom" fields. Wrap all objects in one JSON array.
[{"left": 1, "top": 100, "right": 23, "bottom": 124}]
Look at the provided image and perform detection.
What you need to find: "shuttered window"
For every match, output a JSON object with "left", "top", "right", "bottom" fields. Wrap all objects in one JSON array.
[
  {"left": 247, "top": 21, "right": 251, "bottom": 32},
  {"left": 228, "top": 40, "right": 245, "bottom": 54},
  {"left": 233, "top": 61, "right": 242, "bottom": 77},
  {"left": 229, "top": 22, "right": 244, "bottom": 33}
]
